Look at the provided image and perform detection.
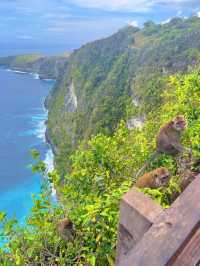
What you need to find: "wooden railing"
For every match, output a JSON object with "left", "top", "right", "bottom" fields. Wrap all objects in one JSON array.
[{"left": 116, "top": 175, "right": 200, "bottom": 266}]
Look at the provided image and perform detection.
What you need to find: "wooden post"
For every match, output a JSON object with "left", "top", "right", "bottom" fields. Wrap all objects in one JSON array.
[
  {"left": 116, "top": 187, "right": 163, "bottom": 266},
  {"left": 121, "top": 175, "right": 200, "bottom": 266}
]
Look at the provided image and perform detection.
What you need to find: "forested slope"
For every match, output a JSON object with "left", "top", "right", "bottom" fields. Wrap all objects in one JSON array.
[
  {"left": 1, "top": 16, "right": 200, "bottom": 266},
  {"left": 1, "top": 67, "right": 200, "bottom": 266},
  {"left": 0, "top": 53, "right": 69, "bottom": 79},
  {"left": 47, "top": 16, "right": 200, "bottom": 173}
]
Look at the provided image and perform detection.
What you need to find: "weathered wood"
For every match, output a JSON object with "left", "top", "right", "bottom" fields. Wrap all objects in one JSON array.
[
  {"left": 121, "top": 175, "right": 200, "bottom": 266},
  {"left": 116, "top": 187, "right": 163, "bottom": 266},
  {"left": 169, "top": 225, "right": 200, "bottom": 266}
]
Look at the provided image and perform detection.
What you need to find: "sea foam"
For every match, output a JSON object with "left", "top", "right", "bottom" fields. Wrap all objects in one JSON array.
[
  {"left": 44, "top": 149, "right": 57, "bottom": 198},
  {"left": 44, "top": 149, "right": 54, "bottom": 173},
  {"left": 32, "top": 73, "right": 40, "bottom": 80},
  {"left": 6, "top": 69, "right": 28, "bottom": 74},
  {"left": 33, "top": 104, "right": 56, "bottom": 198}
]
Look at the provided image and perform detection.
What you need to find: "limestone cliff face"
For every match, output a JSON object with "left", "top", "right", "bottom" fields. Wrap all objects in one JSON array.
[
  {"left": 64, "top": 82, "right": 77, "bottom": 113},
  {"left": 127, "top": 117, "right": 145, "bottom": 130}
]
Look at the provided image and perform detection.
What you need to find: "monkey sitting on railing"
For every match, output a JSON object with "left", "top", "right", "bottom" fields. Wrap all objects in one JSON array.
[
  {"left": 135, "top": 167, "right": 171, "bottom": 189},
  {"left": 134, "top": 115, "right": 191, "bottom": 181}
]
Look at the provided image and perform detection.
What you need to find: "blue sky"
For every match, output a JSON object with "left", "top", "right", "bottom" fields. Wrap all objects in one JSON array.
[{"left": 0, "top": 0, "right": 200, "bottom": 55}]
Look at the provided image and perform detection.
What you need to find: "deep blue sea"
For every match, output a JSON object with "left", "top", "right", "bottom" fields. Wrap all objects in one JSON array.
[{"left": 0, "top": 67, "right": 54, "bottom": 223}]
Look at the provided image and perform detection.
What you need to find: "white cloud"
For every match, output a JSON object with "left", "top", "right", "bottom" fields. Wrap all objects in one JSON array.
[
  {"left": 19, "top": 35, "right": 33, "bottom": 39},
  {"left": 47, "top": 27, "right": 66, "bottom": 33},
  {"left": 42, "top": 13, "right": 71, "bottom": 19},
  {"left": 196, "top": 11, "right": 200, "bottom": 17},
  {"left": 68, "top": 0, "right": 153, "bottom": 12},
  {"left": 161, "top": 18, "right": 171, "bottom": 24},
  {"left": 127, "top": 20, "right": 138, "bottom": 27},
  {"left": 67, "top": 0, "right": 198, "bottom": 12},
  {"left": 177, "top": 10, "right": 182, "bottom": 16}
]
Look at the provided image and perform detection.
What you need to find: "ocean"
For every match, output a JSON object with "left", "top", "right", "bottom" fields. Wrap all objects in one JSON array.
[{"left": 0, "top": 67, "right": 54, "bottom": 223}]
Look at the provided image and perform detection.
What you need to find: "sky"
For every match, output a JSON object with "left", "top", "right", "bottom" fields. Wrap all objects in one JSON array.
[{"left": 0, "top": 0, "right": 200, "bottom": 55}]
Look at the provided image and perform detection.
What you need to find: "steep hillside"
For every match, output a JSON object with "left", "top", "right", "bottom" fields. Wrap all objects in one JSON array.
[
  {"left": 47, "top": 16, "right": 200, "bottom": 173},
  {"left": 0, "top": 53, "right": 70, "bottom": 79},
  {"left": 2, "top": 67, "right": 200, "bottom": 265},
  {"left": 2, "top": 16, "right": 200, "bottom": 266}
]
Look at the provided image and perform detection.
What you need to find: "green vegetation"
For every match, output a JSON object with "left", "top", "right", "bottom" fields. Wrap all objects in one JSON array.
[
  {"left": 46, "top": 16, "right": 200, "bottom": 175},
  {"left": 1, "top": 68, "right": 200, "bottom": 265},
  {"left": 0, "top": 53, "right": 69, "bottom": 79},
  {"left": 0, "top": 54, "right": 43, "bottom": 65},
  {"left": 1, "top": 16, "right": 200, "bottom": 265},
  {"left": 10, "top": 54, "right": 43, "bottom": 63}
]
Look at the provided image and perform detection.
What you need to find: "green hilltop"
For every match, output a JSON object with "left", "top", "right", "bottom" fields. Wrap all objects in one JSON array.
[{"left": 0, "top": 53, "right": 70, "bottom": 79}]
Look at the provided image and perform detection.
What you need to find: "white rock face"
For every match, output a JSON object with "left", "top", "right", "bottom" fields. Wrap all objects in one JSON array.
[
  {"left": 127, "top": 117, "right": 145, "bottom": 130},
  {"left": 132, "top": 97, "right": 140, "bottom": 107},
  {"left": 64, "top": 81, "right": 78, "bottom": 112}
]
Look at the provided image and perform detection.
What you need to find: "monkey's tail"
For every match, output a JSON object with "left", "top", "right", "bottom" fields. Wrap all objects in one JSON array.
[{"left": 133, "top": 152, "right": 158, "bottom": 182}]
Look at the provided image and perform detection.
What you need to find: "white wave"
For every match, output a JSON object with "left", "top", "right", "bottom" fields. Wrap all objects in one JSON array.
[
  {"left": 44, "top": 149, "right": 57, "bottom": 199},
  {"left": 43, "top": 78, "right": 54, "bottom": 82},
  {"left": 44, "top": 149, "right": 54, "bottom": 173},
  {"left": 34, "top": 119, "right": 46, "bottom": 141},
  {"left": 32, "top": 73, "right": 40, "bottom": 80},
  {"left": 31, "top": 104, "right": 56, "bottom": 198},
  {"left": 6, "top": 69, "right": 40, "bottom": 80},
  {"left": 30, "top": 103, "right": 48, "bottom": 140},
  {"left": 6, "top": 69, "right": 28, "bottom": 74},
  {"left": 26, "top": 85, "right": 55, "bottom": 198}
]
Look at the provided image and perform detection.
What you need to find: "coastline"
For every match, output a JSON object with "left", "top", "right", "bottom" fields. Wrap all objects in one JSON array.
[
  {"left": 45, "top": 127, "right": 57, "bottom": 156},
  {"left": 5, "top": 67, "right": 55, "bottom": 81},
  {"left": 39, "top": 87, "right": 58, "bottom": 199},
  {"left": 42, "top": 103, "right": 57, "bottom": 198},
  {"left": 7, "top": 67, "right": 57, "bottom": 197},
  {"left": 0, "top": 67, "right": 56, "bottom": 225},
  {"left": 4, "top": 66, "right": 56, "bottom": 81}
]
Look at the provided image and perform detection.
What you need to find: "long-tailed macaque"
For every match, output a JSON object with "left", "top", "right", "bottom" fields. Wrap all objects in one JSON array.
[
  {"left": 134, "top": 116, "right": 190, "bottom": 180},
  {"left": 57, "top": 218, "right": 74, "bottom": 241},
  {"left": 135, "top": 167, "right": 171, "bottom": 189}
]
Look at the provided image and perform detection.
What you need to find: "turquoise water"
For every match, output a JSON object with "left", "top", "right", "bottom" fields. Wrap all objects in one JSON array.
[{"left": 0, "top": 68, "right": 54, "bottom": 223}]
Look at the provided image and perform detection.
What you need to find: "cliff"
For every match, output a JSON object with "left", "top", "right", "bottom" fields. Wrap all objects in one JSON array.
[
  {"left": 0, "top": 53, "right": 70, "bottom": 79},
  {"left": 1, "top": 16, "right": 200, "bottom": 265},
  {"left": 46, "top": 16, "right": 200, "bottom": 173}
]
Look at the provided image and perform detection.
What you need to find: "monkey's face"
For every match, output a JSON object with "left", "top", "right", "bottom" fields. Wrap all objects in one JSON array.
[
  {"left": 155, "top": 168, "right": 170, "bottom": 187},
  {"left": 172, "top": 116, "right": 187, "bottom": 132}
]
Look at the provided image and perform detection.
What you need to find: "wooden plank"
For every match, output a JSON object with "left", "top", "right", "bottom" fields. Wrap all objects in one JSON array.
[
  {"left": 120, "top": 187, "right": 163, "bottom": 237},
  {"left": 116, "top": 188, "right": 163, "bottom": 266},
  {"left": 121, "top": 175, "right": 200, "bottom": 266},
  {"left": 170, "top": 226, "right": 200, "bottom": 266}
]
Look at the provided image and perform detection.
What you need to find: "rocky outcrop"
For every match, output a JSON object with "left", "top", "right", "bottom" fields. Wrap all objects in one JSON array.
[
  {"left": 45, "top": 128, "right": 58, "bottom": 155},
  {"left": 132, "top": 97, "right": 140, "bottom": 107},
  {"left": 64, "top": 81, "right": 78, "bottom": 113},
  {"left": 127, "top": 117, "right": 145, "bottom": 130}
]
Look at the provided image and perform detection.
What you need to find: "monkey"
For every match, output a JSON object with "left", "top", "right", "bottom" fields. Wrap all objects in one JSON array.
[
  {"left": 156, "top": 115, "right": 189, "bottom": 155},
  {"left": 135, "top": 167, "right": 171, "bottom": 189},
  {"left": 57, "top": 218, "right": 75, "bottom": 241},
  {"left": 134, "top": 115, "right": 190, "bottom": 180}
]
